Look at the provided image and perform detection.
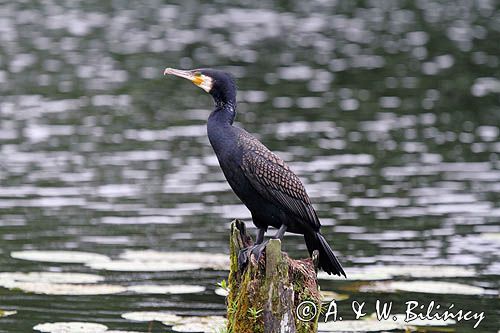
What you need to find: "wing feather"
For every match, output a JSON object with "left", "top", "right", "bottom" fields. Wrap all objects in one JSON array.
[{"left": 238, "top": 132, "right": 320, "bottom": 230}]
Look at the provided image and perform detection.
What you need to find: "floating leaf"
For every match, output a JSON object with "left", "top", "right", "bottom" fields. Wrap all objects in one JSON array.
[
  {"left": 33, "top": 322, "right": 108, "bottom": 333},
  {"left": 121, "top": 311, "right": 183, "bottom": 323},
  {"left": 0, "top": 310, "right": 17, "bottom": 318},
  {"left": 11, "top": 251, "right": 110, "bottom": 264},
  {"left": 121, "top": 312, "right": 227, "bottom": 331},
  {"left": 320, "top": 290, "right": 349, "bottom": 302},
  {"left": 361, "top": 280, "right": 486, "bottom": 295},
  {"left": 127, "top": 284, "right": 205, "bottom": 294},
  {"left": 373, "top": 265, "right": 475, "bottom": 278},
  {"left": 87, "top": 250, "right": 229, "bottom": 272},
  {"left": 87, "top": 260, "right": 200, "bottom": 272},
  {"left": 3, "top": 282, "right": 126, "bottom": 295},
  {"left": 35, "top": 327, "right": 144, "bottom": 333},
  {"left": 0, "top": 272, "right": 104, "bottom": 284},
  {"left": 318, "top": 270, "right": 391, "bottom": 281},
  {"left": 169, "top": 316, "right": 227, "bottom": 333},
  {"left": 480, "top": 233, "right": 500, "bottom": 241},
  {"left": 120, "top": 250, "right": 229, "bottom": 270},
  {"left": 318, "top": 319, "right": 403, "bottom": 332},
  {"left": 389, "top": 313, "right": 455, "bottom": 327},
  {"left": 319, "top": 311, "right": 456, "bottom": 332},
  {"left": 318, "top": 265, "right": 475, "bottom": 281},
  {"left": 0, "top": 271, "right": 124, "bottom": 295}
]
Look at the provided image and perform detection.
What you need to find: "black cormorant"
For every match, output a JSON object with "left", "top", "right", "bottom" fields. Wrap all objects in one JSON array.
[{"left": 164, "top": 68, "right": 345, "bottom": 277}]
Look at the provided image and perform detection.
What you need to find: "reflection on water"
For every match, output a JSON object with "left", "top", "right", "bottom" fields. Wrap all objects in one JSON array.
[{"left": 0, "top": 0, "right": 499, "bottom": 332}]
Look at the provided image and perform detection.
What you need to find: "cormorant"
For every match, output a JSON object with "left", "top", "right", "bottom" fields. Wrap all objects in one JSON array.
[{"left": 164, "top": 68, "right": 345, "bottom": 277}]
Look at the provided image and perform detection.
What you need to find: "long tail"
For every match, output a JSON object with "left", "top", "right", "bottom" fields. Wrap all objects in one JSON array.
[{"left": 304, "top": 232, "right": 346, "bottom": 277}]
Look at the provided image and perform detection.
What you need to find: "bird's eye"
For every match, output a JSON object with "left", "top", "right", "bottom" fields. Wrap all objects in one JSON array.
[{"left": 194, "top": 72, "right": 202, "bottom": 77}]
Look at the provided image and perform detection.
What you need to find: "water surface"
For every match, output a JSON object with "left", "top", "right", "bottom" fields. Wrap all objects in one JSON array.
[{"left": 0, "top": 0, "right": 499, "bottom": 332}]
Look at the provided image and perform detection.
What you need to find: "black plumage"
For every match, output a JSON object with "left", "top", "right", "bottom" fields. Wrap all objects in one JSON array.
[{"left": 165, "top": 67, "right": 345, "bottom": 276}]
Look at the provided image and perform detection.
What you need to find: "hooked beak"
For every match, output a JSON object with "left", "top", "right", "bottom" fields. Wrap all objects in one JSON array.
[{"left": 164, "top": 68, "right": 213, "bottom": 93}]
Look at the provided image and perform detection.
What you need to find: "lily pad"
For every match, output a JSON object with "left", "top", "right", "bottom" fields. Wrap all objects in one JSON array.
[
  {"left": 0, "top": 310, "right": 17, "bottom": 318},
  {"left": 33, "top": 322, "right": 108, "bottom": 333},
  {"left": 319, "top": 312, "right": 456, "bottom": 332},
  {"left": 121, "top": 311, "right": 183, "bottom": 323},
  {"left": 390, "top": 313, "right": 455, "bottom": 327},
  {"left": 320, "top": 290, "right": 349, "bottom": 302},
  {"left": 121, "top": 312, "right": 227, "bottom": 331},
  {"left": 3, "top": 282, "right": 126, "bottom": 295},
  {"left": 318, "top": 319, "right": 403, "bottom": 332},
  {"left": 120, "top": 250, "right": 229, "bottom": 270},
  {"left": 318, "top": 270, "right": 391, "bottom": 281},
  {"left": 318, "top": 265, "right": 475, "bottom": 281},
  {"left": 0, "top": 271, "right": 124, "bottom": 295},
  {"left": 480, "top": 233, "right": 500, "bottom": 241},
  {"left": 0, "top": 272, "right": 104, "bottom": 284},
  {"left": 11, "top": 251, "right": 110, "bottom": 264},
  {"left": 373, "top": 265, "right": 475, "bottom": 278},
  {"left": 87, "top": 250, "right": 229, "bottom": 272},
  {"left": 360, "top": 280, "right": 486, "bottom": 295},
  {"left": 87, "top": 260, "right": 200, "bottom": 272},
  {"left": 33, "top": 325, "right": 145, "bottom": 333},
  {"left": 127, "top": 284, "right": 205, "bottom": 294},
  {"left": 169, "top": 316, "right": 227, "bottom": 333}
]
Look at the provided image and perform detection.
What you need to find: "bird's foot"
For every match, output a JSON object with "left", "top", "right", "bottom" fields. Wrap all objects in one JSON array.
[
  {"left": 237, "top": 247, "right": 251, "bottom": 272},
  {"left": 237, "top": 241, "right": 269, "bottom": 272},
  {"left": 249, "top": 241, "right": 268, "bottom": 261}
]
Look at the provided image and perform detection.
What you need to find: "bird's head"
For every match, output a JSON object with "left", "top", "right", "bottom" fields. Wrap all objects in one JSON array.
[{"left": 164, "top": 68, "right": 236, "bottom": 105}]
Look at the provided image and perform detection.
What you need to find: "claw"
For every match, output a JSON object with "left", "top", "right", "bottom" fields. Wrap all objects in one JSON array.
[
  {"left": 238, "top": 247, "right": 250, "bottom": 271},
  {"left": 237, "top": 241, "right": 269, "bottom": 271},
  {"left": 249, "top": 240, "right": 268, "bottom": 262}
]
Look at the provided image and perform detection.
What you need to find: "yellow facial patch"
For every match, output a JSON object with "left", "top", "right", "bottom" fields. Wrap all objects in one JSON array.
[{"left": 192, "top": 76, "right": 204, "bottom": 86}]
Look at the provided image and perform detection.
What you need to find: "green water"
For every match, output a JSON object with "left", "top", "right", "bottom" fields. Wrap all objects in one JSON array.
[{"left": 0, "top": 0, "right": 499, "bottom": 332}]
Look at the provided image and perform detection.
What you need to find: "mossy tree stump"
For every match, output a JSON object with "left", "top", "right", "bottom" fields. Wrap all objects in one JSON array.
[{"left": 226, "top": 220, "right": 321, "bottom": 333}]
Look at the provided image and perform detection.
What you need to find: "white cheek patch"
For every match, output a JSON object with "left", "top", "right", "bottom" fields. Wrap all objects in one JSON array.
[{"left": 199, "top": 75, "right": 213, "bottom": 93}]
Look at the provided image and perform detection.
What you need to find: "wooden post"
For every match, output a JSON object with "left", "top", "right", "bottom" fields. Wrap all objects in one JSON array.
[{"left": 226, "top": 220, "right": 321, "bottom": 333}]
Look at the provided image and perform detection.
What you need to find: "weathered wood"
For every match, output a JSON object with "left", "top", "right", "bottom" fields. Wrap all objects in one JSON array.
[{"left": 226, "top": 220, "right": 321, "bottom": 333}]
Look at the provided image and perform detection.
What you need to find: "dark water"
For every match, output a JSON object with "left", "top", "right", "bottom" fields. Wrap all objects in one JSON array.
[{"left": 0, "top": 0, "right": 499, "bottom": 332}]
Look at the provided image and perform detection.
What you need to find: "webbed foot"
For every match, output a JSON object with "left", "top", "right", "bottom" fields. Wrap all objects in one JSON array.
[
  {"left": 238, "top": 247, "right": 250, "bottom": 272},
  {"left": 237, "top": 241, "right": 269, "bottom": 271},
  {"left": 249, "top": 240, "right": 268, "bottom": 262}
]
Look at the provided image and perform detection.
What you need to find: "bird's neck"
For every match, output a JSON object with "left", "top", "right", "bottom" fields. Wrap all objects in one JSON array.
[
  {"left": 207, "top": 102, "right": 237, "bottom": 158},
  {"left": 208, "top": 101, "right": 236, "bottom": 126}
]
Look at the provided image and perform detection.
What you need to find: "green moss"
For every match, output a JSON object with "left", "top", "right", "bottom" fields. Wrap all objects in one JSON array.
[
  {"left": 227, "top": 262, "right": 265, "bottom": 333},
  {"left": 227, "top": 220, "right": 320, "bottom": 333}
]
